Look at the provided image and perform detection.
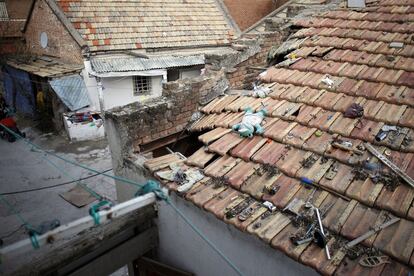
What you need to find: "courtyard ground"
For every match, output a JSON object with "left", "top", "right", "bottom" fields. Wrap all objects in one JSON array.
[{"left": 0, "top": 123, "right": 116, "bottom": 247}]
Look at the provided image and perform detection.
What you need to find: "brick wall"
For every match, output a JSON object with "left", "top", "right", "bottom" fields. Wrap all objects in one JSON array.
[
  {"left": 24, "top": 0, "right": 83, "bottom": 64},
  {"left": 226, "top": 31, "right": 288, "bottom": 89},
  {"left": 223, "top": 0, "right": 280, "bottom": 31},
  {"left": 5, "top": 0, "right": 33, "bottom": 19},
  {"left": 105, "top": 70, "right": 229, "bottom": 154}
]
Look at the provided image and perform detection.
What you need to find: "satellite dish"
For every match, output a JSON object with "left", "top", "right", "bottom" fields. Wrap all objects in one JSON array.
[{"left": 40, "top": 32, "right": 48, "bottom": 48}]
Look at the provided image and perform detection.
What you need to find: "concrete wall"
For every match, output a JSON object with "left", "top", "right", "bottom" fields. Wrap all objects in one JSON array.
[
  {"left": 158, "top": 192, "right": 319, "bottom": 276},
  {"left": 24, "top": 0, "right": 83, "bottom": 64},
  {"left": 101, "top": 75, "right": 163, "bottom": 110}
]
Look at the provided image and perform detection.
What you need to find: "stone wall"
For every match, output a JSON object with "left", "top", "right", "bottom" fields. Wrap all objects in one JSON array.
[
  {"left": 24, "top": 0, "right": 83, "bottom": 64},
  {"left": 105, "top": 70, "right": 229, "bottom": 157},
  {"left": 225, "top": 30, "right": 289, "bottom": 89}
]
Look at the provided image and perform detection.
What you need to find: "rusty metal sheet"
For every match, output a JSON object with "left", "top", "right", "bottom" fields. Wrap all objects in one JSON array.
[
  {"left": 185, "top": 147, "right": 216, "bottom": 168},
  {"left": 208, "top": 132, "right": 244, "bottom": 156},
  {"left": 230, "top": 136, "right": 268, "bottom": 162},
  {"left": 225, "top": 160, "right": 260, "bottom": 189},
  {"left": 198, "top": 127, "right": 232, "bottom": 145}
]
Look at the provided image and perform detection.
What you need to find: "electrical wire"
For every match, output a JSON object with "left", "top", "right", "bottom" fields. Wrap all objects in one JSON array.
[
  {"left": 0, "top": 124, "right": 244, "bottom": 275},
  {"left": 0, "top": 168, "right": 112, "bottom": 196}
]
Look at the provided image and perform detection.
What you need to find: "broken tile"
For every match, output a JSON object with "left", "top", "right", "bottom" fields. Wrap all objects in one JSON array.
[
  {"left": 203, "top": 155, "right": 240, "bottom": 178},
  {"left": 198, "top": 127, "right": 232, "bottom": 145},
  {"left": 185, "top": 147, "right": 216, "bottom": 168}
]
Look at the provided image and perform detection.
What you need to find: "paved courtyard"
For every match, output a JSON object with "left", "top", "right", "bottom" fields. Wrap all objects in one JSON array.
[{"left": 0, "top": 125, "right": 116, "bottom": 246}]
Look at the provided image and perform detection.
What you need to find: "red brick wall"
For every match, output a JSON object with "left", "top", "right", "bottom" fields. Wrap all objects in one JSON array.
[
  {"left": 24, "top": 0, "right": 83, "bottom": 64},
  {"left": 223, "top": 0, "right": 282, "bottom": 31},
  {"left": 226, "top": 32, "right": 287, "bottom": 89}
]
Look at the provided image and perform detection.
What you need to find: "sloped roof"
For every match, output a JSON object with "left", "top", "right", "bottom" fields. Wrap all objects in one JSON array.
[
  {"left": 7, "top": 56, "right": 84, "bottom": 77},
  {"left": 145, "top": 1, "right": 414, "bottom": 275},
  {"left": 55, "top": 0, "right": 236, "bottom": 52},
  {"left": 91, "top": 55, "right": 205, "bottom": 73}
]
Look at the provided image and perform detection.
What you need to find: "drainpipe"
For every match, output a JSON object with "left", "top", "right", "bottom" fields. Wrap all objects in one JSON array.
[{"left": 96, "top": 77, "right": 105, "bottom": 116}]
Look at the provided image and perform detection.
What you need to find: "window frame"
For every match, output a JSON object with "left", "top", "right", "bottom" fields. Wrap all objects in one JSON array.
[{"left": 132, "top": 75, "right": 152, "bottom": 96}]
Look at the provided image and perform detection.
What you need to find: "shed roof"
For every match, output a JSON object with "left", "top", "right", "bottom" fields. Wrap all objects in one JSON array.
[
  {"left": 49, "top": 75, "right": 90, "bottom": 111},
  {"left": 145, "top": 0, "right": 414, "bottom": 275},
  {"left": 91, "top": 55, "right": 205, "bottom": 74},
  {"left": 6, "top": 56, "right": 84, "bottom": 78},
  {"left": 55, "top": 0, "right": 236, "bottom": 52}
]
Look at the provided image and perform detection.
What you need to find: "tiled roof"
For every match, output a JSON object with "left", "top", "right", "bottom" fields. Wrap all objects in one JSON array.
[
  {"left": 145, "top": 1, "right": 414, "bottom": 275},
  {"left": 56, "top": 0, "right": 235, "bottom": 52}
]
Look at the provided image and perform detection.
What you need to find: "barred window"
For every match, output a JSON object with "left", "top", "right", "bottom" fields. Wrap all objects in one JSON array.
[
  {"left": 0, "top": 1, "right": 8, "bottom": 20},
  {"left": 133, "top": 76, "right": 151, "bottom": 95}
]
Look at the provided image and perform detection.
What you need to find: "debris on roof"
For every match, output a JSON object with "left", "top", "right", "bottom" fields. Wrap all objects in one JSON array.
[
  {"left": 6, "top": 56, "right": 83, "bottom": 78},
  {"left": 145, "top": 0, "right": 414, "bottom": 274}
]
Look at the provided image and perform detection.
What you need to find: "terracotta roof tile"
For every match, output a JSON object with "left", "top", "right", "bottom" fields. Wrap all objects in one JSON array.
[
  {"left": 145, "top": 1, "right": 414, "bottom": 274},
  {"left": 56, "top": 0, "right": 235, "bottom": 51}
]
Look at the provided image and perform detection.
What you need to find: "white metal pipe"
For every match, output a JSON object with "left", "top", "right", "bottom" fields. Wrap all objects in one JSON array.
[{"left": 0, "top": 193, "right": 156, "bottom": 260}]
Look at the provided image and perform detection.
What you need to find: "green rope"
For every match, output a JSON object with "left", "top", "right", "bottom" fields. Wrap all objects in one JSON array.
[
  {"left": 1, "top": 124, "right": 244, "bottom": 275},
  {"left": 89, "top": 200, "right": 113, "bottom": 225},
  {"left": 39, "top": 152, "right": 102, "bottom": 200},
  {"left": 0, "top": 195, "right": 39, "bottom": 249},
  {"left": 0, "top": 124, "right": 144, "bottom": 189}
]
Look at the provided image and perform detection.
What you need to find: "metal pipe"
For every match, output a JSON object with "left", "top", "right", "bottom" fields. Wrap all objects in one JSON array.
[{"left": 315, "top": 208, "right": 331, "bottom": 260}]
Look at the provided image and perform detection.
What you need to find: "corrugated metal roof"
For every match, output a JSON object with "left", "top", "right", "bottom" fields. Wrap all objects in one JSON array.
[
  {"left": 91, "top": 55, "right": 205, "bottom": 73},
  {"left": 49, "top": 75, "right": 90, "bottom": 111}
]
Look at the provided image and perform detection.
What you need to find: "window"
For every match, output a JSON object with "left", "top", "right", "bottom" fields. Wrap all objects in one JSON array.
[
  {"left": 133, "top": 76, "right": 152, "bottom": 96},
  {"left": 0, "top": 1, "right": 8, "bottom": 20}
]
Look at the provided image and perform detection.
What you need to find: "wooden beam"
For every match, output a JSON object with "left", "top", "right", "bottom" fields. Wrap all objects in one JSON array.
[
  {"left": 68, "top": 227, "right": 157, "bottom": 276},
  {"left": 0, "top": 195, "right": 157, "bottom": 275}
]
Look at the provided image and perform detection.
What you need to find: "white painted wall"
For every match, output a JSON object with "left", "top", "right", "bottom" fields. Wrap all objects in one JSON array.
[
  {"left": 180, "top": 68, "right": 201, "bottom": 79},
  {"left": 82, "top": 60, "right": 100, "bottom": 111},
  {"left": 101, "top": 75, "right": 163, "bottom": 110},
  {"left": 157, "top": 194, "right": 320, "bottom": 276}
]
